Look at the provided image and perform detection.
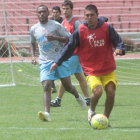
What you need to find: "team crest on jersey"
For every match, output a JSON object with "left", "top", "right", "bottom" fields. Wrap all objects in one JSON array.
[{"left": 88, "top": 33, "right": 104, "bottom": 48}]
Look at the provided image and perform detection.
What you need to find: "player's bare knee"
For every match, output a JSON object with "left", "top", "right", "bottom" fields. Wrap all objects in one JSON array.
[
  {"left": 105, "top": 82, "right": 116, "bottom": 96},
  {"left": 93, "top": 85, "right": 103, "bottom": 98},
  {"left": 42, "top": 81, "right": 51, "bottom": 91},
  {"left": 63, "top": 84, "right": 73, "bottom": 92}
]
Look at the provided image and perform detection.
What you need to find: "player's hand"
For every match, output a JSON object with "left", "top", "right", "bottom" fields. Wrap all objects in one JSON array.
[
  {"left": 32, "top": 57, "right": 37, "bottom": 65},
  {"left": 114, "top": 49, "right": 123, "bottom": 56},
  {"left": 50, "top": 63, "right": 58, "bottom": 73},
  {"left": 46, "top": 34, "right": 56, "bottom": 41}
]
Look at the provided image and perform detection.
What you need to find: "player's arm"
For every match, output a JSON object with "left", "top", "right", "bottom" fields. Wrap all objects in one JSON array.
[
  {"left": 30, "top": 42, "right": 37, "bottom": 64},
  {"left": 46, "top": 34, "right": 69, "bottom": 43},
  {"left": 30, "top": 29, "right": 37, "bottom": 64},
  {"left": 48, "top": 23, "right": 71, "bottom": 43},
  {"left": 55, "top": 29, "right": 80, "bottom": 65},
  {"left": 107, "top": 24, "right": 126, "bottom": 55},
  {"left": 50, "top": 29, "right": 80, "bottom": 73}
]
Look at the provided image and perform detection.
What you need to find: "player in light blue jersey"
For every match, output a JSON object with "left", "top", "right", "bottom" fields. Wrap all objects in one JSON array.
[{"left": 30, "top": 5, "right": 87, "bottom": 122}]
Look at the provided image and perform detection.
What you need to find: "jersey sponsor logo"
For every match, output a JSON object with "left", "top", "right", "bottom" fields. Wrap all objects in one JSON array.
[{"left": 88, "top": 33, "right": 104, "bottom": 48}]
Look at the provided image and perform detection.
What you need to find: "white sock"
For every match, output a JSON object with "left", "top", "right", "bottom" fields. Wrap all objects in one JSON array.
[
  {"left": 89, "top": 108, "right": 96, "bottom": 115},
  {"left": 44, "top": 112, "right": 50, "bottom": 115}
]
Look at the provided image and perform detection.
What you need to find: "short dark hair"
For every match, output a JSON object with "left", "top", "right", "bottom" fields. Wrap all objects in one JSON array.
[
  {"left": 52, "top": 6, "right": 61, "bottom": 13},
  {"left": 37, "top": 5, "right": 49, "bottom": 12},
  {"left": 85, "top": 4, "right": 98, "bottom": 14},
  {"left": 62, "top": 0, "right": 73, "bottom": 9}
]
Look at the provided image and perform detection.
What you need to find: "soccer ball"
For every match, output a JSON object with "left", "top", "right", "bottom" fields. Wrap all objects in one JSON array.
[{"left": 90, "top": 114, "right": 108, "bottom": 129}]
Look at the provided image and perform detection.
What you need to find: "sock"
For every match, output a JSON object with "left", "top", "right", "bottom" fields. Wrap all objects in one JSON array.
[
  {"left": 44, "top": 112, "right": 50, "bottom": 115},
  {"left": 89, "top": 108, "right": 96, "bottom": 116}
]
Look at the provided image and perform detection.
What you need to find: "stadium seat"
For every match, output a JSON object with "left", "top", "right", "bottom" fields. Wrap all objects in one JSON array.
[
  {"left": 0, "top": 0, "right": 140, "bottom": 40},
  {"left": 120, "top": 14, "right": 140, "bottom": 22}
]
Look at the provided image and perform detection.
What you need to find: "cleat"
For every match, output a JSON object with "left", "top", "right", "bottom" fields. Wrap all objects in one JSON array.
[
  {"left": 85, "top": 97, "right": 90, "bottom": 106},
  {"left": 50, "top": 98, "right": 61, "bottom": 107},
  {"left": 38, "top": 111, "right": 51, "bottom": 121},
  {"left": 76, "top": 94, "right": 87, "bottom": 109},
  {"left": 88, "top": 108, "right": 96, "bottom": 123}
]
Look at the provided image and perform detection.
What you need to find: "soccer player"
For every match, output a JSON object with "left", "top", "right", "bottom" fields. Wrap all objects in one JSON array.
[
  {"left": 51, "top": 6, "right": 63, "bottom": 24},
  {"left": 50, "top": 4, "right": 125, "bottom": 126},
  {"left": 50, "top": 0, "right": 90, "bottom": 107},
  {"left": 30, "top": 5, "right": 87, "bottom": 122}
]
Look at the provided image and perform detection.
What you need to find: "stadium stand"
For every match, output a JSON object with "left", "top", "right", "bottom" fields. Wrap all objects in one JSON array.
[{"left": 0, "top": 0, "right": 140, "bottom": 51}]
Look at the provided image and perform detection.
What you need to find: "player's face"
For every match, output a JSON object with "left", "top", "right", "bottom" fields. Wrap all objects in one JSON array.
[
  {"left": 62, "top": 5, "right": 72, "bottom": 19},
  {"left": 84, "top": 9, "right": 98, "bottom": 28},
  {"left": 52, "top": 9, "right": 61, "bottom": 21},
  {"left": 37, "top": 7, "right": 49, "bottom": 24}
]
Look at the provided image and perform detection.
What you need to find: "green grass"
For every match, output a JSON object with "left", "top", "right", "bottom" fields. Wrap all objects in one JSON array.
[{"left": 0, "top": 59, "right": 140, "bottom": 140}]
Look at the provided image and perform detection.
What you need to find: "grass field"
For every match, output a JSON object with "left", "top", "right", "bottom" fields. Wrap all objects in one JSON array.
[{"left": 0, "top": 59, "right": 140, "bottom": 140}]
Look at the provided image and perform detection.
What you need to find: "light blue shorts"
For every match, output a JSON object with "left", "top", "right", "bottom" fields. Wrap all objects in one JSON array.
[
  {"left": 68, "top": 55, "right": 83, "bottom": 75},
  {"left": 40, "top": 60, "right": 71, "bottom": 82}
]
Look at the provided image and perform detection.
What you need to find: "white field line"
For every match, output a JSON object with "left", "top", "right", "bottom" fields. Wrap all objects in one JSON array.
[
  {"left": 0, "top": 127, "right": 140, "bottom": 132},
  {"left": 115, "top": 58, "right": 140, "bottom": 60},
  {"left": 0, "top": 57, "right": 140, "bottom": 64}
]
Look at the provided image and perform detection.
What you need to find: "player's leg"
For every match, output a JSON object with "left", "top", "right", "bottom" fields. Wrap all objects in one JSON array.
[
  {"left": 60, "top": 76, "right": 87, "bottom": 109},
  {"left": 57, "top": 82, "right": 65, "bottom": 98},
  {"left": 42, "top": 80, "right": 52, "bottom": 113},
  {"left": 38, "top": 61, "right": 57, "bottom": 121},
  {"left": 104, "top": 81, "right": 116, "bottom": 118},
  {"left": 51, "top": 82, "right": 65, "bottom": 107},
  {"left": 60, "top": 77, "right": 78, "bottom": 97},
  {"left": 86, "top": 75, "right": 103, "bottom": 122},
  {"left": 102, "top": 71, "right": 117, "bottom": 118},
  {"left": 38, "top": 79, "right": 52, "bottom": 121},
  {"left": 91, "top": 85, "right": 103, "bottom": 111},
  {"left": 75, "top": 73, "right": 90, "bottom": 105},
  {"left": 56, "top": 60, "right": 87, "bottom": 109},
  {"left": 70, "top": 55, "right": 90, "bottom": 105}
]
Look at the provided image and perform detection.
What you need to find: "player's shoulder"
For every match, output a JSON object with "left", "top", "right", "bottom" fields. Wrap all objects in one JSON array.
[
  {"left": 48, "top": 20, "right": 61, "bottom": 25},
  {"left": 30, "top": 22, "right": 40, "bottom": 31},
  {"left": 48, "top": 20, "right": 63, "bottom": 28},
  {"left": 48, "top": 20, "right": 66, "bottom": 33}
]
